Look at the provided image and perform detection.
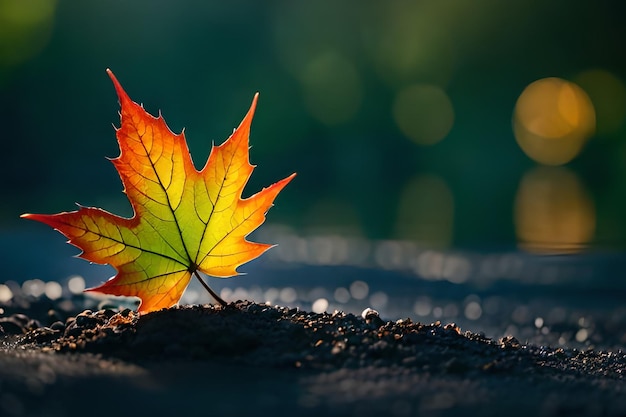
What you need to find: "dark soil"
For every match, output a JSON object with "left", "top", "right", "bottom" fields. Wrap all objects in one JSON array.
[{"left": 1, "top": 298, "right": 626, "bottom": 417}]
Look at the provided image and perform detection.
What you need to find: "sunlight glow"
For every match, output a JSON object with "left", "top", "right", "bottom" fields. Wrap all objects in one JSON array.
[{"left": 513, "top": 77, "right": 596, "bottom": 165}]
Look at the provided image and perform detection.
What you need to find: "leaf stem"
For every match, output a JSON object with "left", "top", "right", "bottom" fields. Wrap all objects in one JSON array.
[{"left": 193, "top": 271, "right": 227, "bottom": 306}]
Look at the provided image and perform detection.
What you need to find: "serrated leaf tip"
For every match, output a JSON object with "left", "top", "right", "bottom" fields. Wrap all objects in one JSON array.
[{"left": 106, "top": 69, "right": 131, "bottom": 107}]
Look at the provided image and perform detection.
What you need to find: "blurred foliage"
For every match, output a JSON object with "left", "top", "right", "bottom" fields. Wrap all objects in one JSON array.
[{"left": 2, "top": 0, "right": 626, "bottom": 252}]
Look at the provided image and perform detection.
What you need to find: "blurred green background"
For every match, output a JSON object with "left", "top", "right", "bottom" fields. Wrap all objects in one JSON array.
[{"left": 2, "top": 0, "right": 626, "bottom": 257}]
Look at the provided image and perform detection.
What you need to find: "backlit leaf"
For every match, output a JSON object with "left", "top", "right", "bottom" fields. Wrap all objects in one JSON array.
[{"left": 22, "top": 70, "right": 295, "bottom": 313}]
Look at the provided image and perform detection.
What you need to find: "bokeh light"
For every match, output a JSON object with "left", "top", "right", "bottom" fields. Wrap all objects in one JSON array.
[
  {"left": 393, "top": 84, "right": 454, "bottom": 145},
  {"left": 513, "top": 77, "right": 596, "bottom": 165},
  {"left": 311, "top": 298, "right": 329, "bottom": 313},
  {"left": 67, "top": 275, "right": 85, "bottom": 294},
  {"left": 22, "top": 279, "right": 45, "bottom": 297},
  {"left": 395, "top": 174, "right": 454, "bottom": 247},
  {"left": 265, "top": 227, "right": 372, "bottom": 267},
  {"left": 412, "top": 250, "right": 472, "bottom": 283},
  {"left": 464, "top": 298, "right": 482, "bottom": 321},
  {"left": 300, "top": 51, "right": 363, "bottom": 125},
  {"left": 334, "top": 287, "right": 351, "bottom": 304},
  {"left": 573, "top": 69, "right": 626, "bottom": 136},
  {"left": 369, "top": 291, "right": 388, "bottom": 310},
  {"left": 514, "top": 166, "right": 596, "bottom": 254},
  {"left": 362, "top": 3, "right": 457, "bottom": 86},
  {"left": 44, "top": 281, "right": 63, "bottom": 300},
  {"left": 349, "top": 280, "right": 369, "bottom": 300},
  {"left": 0, "top": 284, "right": 13, "bottom": 303},
  {"left": 0, "top": 0, "right": 57, "bottom": 70},
  {"left": 279, "top": 287, "right": 298, "bottom": 304},
  {"left": 413, "top": 297, "right": 432, "bottom": 317}
]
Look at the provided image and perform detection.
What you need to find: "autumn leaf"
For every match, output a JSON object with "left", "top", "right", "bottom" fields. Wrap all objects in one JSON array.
[{"left": 22, "top": 70, "right": 295, "bottom": 313}]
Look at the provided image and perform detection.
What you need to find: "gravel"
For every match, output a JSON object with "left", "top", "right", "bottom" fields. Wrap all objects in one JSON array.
[{"left": 0, "top": 295, "right": 626, "bottom": 417}]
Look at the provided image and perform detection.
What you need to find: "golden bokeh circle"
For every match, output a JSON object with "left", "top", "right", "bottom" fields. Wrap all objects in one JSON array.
[{"left": 513, "top": 77, "right": 595, "bottom": 165}]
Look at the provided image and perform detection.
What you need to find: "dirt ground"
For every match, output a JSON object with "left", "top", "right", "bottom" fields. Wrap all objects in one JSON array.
[{"left": 1, "top": 298, "right": 626, "bottom": 417}]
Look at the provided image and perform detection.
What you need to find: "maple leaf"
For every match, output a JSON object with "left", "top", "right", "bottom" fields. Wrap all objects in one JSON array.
[{"left": 22, "top": 70, "right": 295, "bottom": 313}]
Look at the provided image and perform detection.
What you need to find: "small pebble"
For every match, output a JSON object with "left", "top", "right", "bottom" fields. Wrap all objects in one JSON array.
[
  {"left": 361, "top": 308, "right": 379, "bottom": 320},
  {"left": 0, "top": 318, "right": 25, "bottom": 335},
  {"left": 50, "top": 321, "right": 66, "bottom": 331}
]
